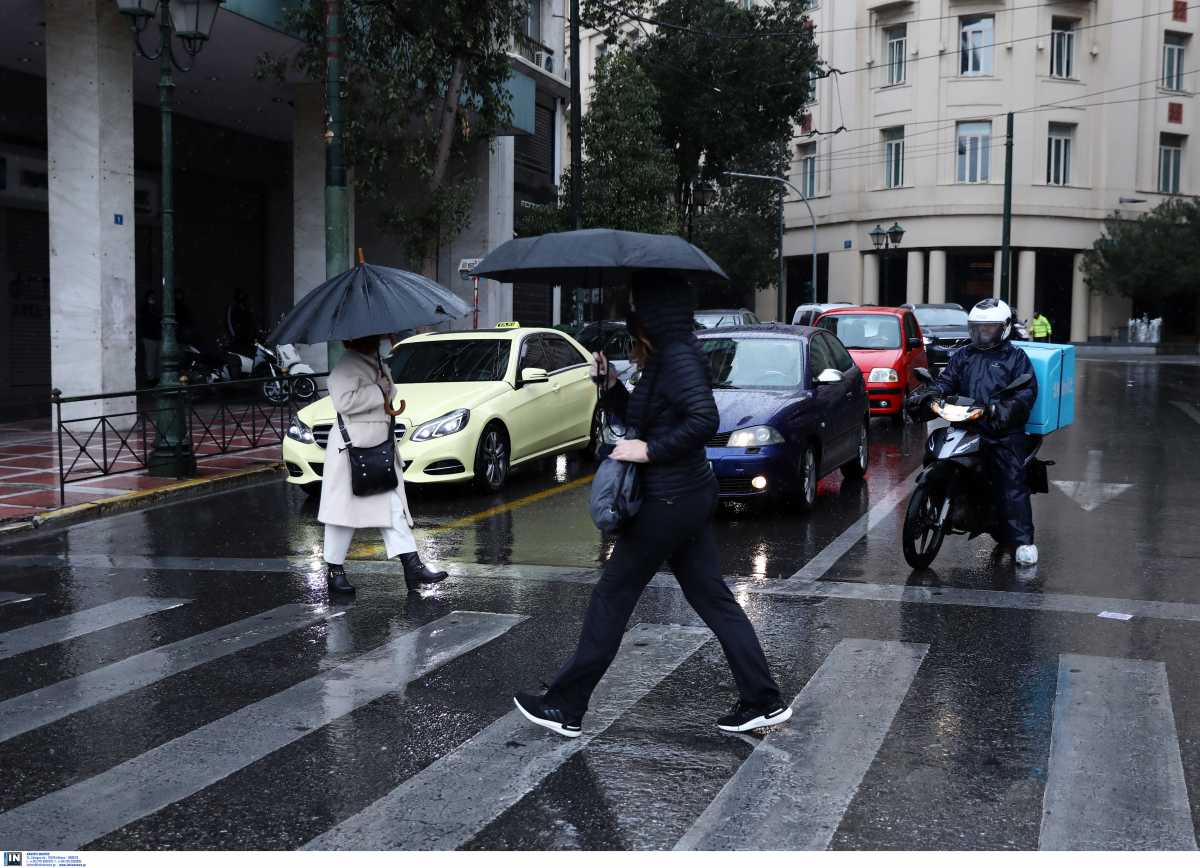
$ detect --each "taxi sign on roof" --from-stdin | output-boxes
[495,321,521,329]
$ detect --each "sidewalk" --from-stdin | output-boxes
[0,417,283,523]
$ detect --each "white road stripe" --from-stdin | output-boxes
[1172,400,1200,426]
[0,604,343,743]
[675,638,928,851]
[0,610,525,850]
[1040,654,1197,850]
[304,622,710,850]
[787,465,924,584]
[0,597,190,660]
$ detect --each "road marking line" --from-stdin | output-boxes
[675,638,929,851]
[304,622,709,851]
[786,465,924,586]
[1172,400,1200,427]
[0,591,36,607]
[0,610,525,850]
[1040,654,1197,850]
[0,597,190,661]
[347,473,595,559]
[0,604,343,743]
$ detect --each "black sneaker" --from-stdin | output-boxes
[717,700,793,733]
[513,690,582,739]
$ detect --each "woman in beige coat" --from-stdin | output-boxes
[319,334,448,594]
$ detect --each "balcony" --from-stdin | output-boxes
[514,32,556,77]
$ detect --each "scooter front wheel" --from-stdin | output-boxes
[291,376,317,402]
[903,482,948,569]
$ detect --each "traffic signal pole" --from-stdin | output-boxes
[1000,111,1014,305]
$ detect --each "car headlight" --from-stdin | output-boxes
[286,417,315,444]
[868,367,900,383]
[411,409,470,442]
[727,426,785,448]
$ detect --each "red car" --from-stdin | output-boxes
[814,306,928,420]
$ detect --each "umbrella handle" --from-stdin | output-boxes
[357,247,366,265]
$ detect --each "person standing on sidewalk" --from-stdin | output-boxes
[1030,311,1053,343]
[319,335,448,595]
[514,273,791,737]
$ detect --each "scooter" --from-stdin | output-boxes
[218,336,317,406]
[901,368,1052,569]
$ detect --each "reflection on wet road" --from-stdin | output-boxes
[2,359,1200,850]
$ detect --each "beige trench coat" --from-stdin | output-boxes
[317,349,414,529]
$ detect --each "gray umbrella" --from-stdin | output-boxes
[270,263,472,345]
[470,228,728,287]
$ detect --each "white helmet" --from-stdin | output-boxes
[967,298,1013,350]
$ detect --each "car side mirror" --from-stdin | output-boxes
[908,336,923,348]
[815,368,844,386]
[520,367,549,386]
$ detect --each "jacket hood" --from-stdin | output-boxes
[632,281,698,345]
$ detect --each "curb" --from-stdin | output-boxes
[0,463,286,538]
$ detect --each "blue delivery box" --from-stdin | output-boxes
[1012,341,1075,435]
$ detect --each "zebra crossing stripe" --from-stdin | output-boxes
[0,604,345,743]
[0,597,190,660]
[675,638,929,851]
[1039,654,1197,850]
[0,610,525,850]
[304,622,710,851]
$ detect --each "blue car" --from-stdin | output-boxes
[698,325,870,509]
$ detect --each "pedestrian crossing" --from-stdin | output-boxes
[0,592,1196,850]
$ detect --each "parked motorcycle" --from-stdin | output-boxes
[901,368,1052,569]
[197,335,316,406]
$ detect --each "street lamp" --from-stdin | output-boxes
[724,171,818,322]
[869,221,904,304]
[686,180,717,243]
[115,0,223,477]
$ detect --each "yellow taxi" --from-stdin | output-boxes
[283,324,598,493]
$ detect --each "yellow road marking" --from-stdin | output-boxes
[347,473,595,560]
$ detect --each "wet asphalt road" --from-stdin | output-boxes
[2,358,1200,850]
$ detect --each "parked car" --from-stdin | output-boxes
[555,320,636,380]
[695,308,761,329]
[697,324,869,509]
[283,325,597,495]
[792,302,854,326]
[900,303,969,371]
[814,306,928,421]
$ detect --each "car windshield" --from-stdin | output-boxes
[695,313,738,329]
[915,308,968,328]
[699,338,804,390]
[389,340,511,383]
[819,315,902,350]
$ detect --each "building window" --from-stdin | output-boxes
[960,15,994,76]
[798,143,817,198]
[956,121,991,183]
[883,127,905,188]
[1047,124,1074,186]
[1160,133,1185,193]
[1164,33,1188,91]
[1050,18,1076,79]
[885,25,907,85]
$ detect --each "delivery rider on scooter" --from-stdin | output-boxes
[907,299,1040,565]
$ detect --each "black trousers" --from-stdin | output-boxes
[547,479,782,717]
[985,438,1035,547]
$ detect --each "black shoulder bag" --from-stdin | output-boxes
[589,362,662,533]
[337,382,399,497]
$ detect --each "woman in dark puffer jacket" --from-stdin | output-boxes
[515,272,790,737]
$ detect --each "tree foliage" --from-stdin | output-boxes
[275,0,526,264]
[520,51,678,237]
[1083,198,1200,333]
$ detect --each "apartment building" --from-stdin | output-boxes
[784,0,1194,340]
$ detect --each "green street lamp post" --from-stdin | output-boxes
[115,0,222,476]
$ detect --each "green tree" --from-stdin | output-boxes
[520,51,678,237]
[273,0,526,266]
[1083,197,1200,336]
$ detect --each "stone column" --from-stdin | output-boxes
[292,83,327,370]
[828,249,863,305]
[905,250,925,306]
[1017,250,1037,321]
[862,253,880,305]
[46,0,135,420]
[993,249,1004,299]
[1070,252,1089,343]
[483,136,515,327]
[927,250,947,304]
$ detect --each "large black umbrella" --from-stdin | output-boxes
[470,228,728,287]
[270,263,471,345]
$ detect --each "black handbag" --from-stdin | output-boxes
[589,363,661,533]
[337,384,399,498]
